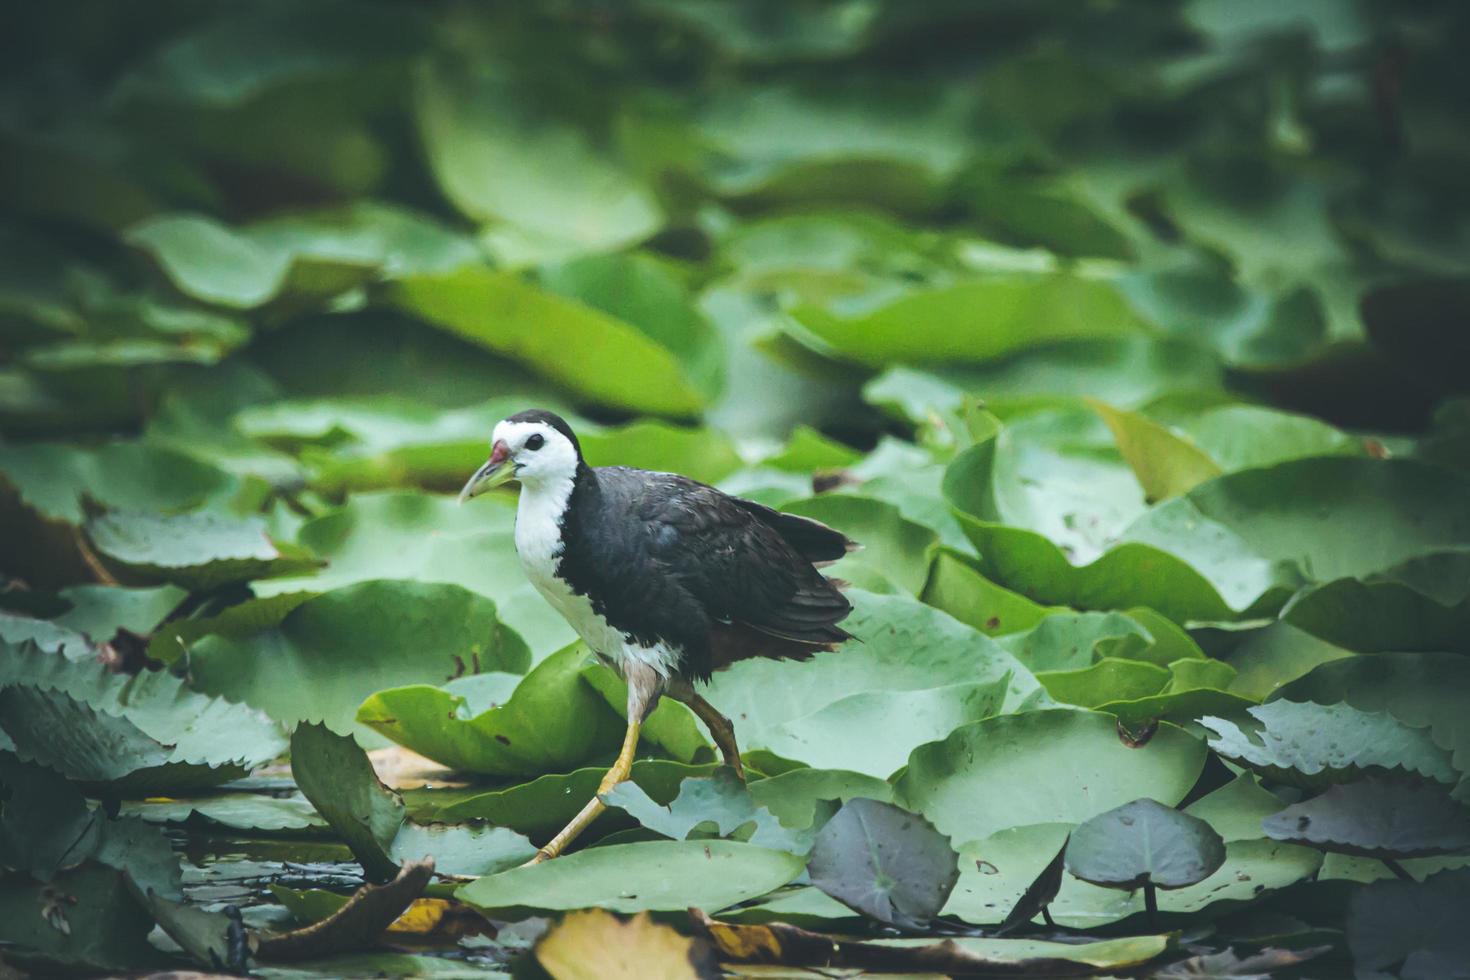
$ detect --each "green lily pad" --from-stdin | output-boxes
[779,494,938,595]
[0,440,235,525]
[807,797,959,929]
[895,709,1207,844]
[1037,659,1171,709]
[746,768,895,830]
[433,760,720,842]
[760,678,1009,778]
[456,839,804,916]
[0,643,285,790]
[416,64,662,259]
[123,792,325,832]
[603,768,812,854]
[1346,867,1470,976]
[291,723,536,882]
[1200,700,1459,788]
[790,274,1147,367]
[357,643,624,776]
[702,590,1037,761]
[52,584,185,642]
[1064,798,1226,890]
[1262,778,1470,860]
[86,510,321,589]
[1275,652,1470,800]
[1282,551,1470,653]
[254,490,574,658]
[388,264,710,417]
[921,549,1060,637]
[189,579,530,737]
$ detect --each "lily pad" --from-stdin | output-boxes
[291,723,537,882]
[0,642,285,789]
[1274,653,1470,800]
[86,509,322,589]
[0,440,235,526]
[1262,779,1470,859]
[1064,798,1226,890]
[603,768,810,853]
[456,839,805,916]
[702,590,1037,761]
[807,797,960,929]
[1200,700,1458,788]
[254,490,574,658]
[356,643,624,776]
[895,709,1207,844]
[416,64,662,258]
[388,264,711,417]
[790,274,1147,367]
[434,760,721,842]
[189,579,530,737]
[759,678,1009,778]
[779,494,938,595]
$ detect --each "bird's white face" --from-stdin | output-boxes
[491,419,579,491]
[458,418,579,503]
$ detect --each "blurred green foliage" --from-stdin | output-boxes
[2,1,1470,976]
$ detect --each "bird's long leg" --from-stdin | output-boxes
[525,663,658,865]
[670,685,744,783]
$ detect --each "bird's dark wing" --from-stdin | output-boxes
[582,468,853,679]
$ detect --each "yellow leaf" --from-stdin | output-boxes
[536,909,718,980]
[1087,399,1222,502]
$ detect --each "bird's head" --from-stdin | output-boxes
[458,409,582,502]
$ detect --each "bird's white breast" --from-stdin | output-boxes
[513,475,679,679]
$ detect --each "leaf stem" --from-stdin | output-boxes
[1143,880,1158,930]
[1383,858,1414,881]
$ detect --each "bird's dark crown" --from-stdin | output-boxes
[505,408,582,459]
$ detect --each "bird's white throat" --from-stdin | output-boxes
[512,468,682,680]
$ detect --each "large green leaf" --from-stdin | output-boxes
[125,205,478,309]
[702,590,1038,762]
[388,264,712,416]
[416,64,662,260]
[807,798,959,929]
[291,723,537,882]
[895,709,1207,844]
[790,274,1148,367]
[760,679,1009,779]
[0,440,235,525]
[779,494,938,595]
[255,491,573,658]
[1200,700,1458,788]
[1281,551,1470,653]
[188,580,529,737]
[1262,779,1470,860]
[0,643,285,790]
[456,839,804,916]
[86,510,321,589]
[1275,653,1470,800]
[1064,798,1226,890]
[432,760,720,842]
[356,644,624,776]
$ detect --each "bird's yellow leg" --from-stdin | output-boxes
[676,688,744,783]
[525,662,659,865]
[526,717,641,864]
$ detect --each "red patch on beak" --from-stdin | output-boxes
[489,439,510,466]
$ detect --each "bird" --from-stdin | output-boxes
[458,408,856,862]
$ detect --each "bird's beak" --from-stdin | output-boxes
[458,440,514,504]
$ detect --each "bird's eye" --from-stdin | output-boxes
[525,433,545,451]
